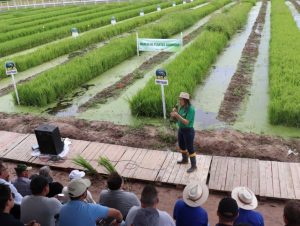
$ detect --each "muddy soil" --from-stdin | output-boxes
[218,0,267,123]
[78,26,204,112]
[0,112,300,162]
[3,161,286,226]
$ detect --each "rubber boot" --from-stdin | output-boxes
[187,156,197,173]
[177,153,188,164]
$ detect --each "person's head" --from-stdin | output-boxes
[67,178,91,201]
[69,170,85,181]
[141,185,159,208]
[284,200,300,226]
[39,166,53,182]
[15,164,32,178]
[0,162,9,181]
[47,182,63,198]
[132,207,159,226]
[107,172,123,190]
[30,175,49,196]
[231,186,257,210]
[182,182,209,207]
[0,184,14,213]
[178,92,191,107]
[217,197,239,225]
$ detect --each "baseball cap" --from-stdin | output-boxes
[218,197,239,219]
[67,178,91,198]
[132,208,159,226]
[15,164,32,172]
[69,170,85,180]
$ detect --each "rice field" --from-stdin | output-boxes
[0,0,300,137]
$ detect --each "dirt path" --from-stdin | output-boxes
[0,112,300,162]
[218,0,267,123]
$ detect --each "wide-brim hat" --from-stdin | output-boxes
[69,170,85,180]
[231,186,258,210]
[67,178,91,198]
[179,92,190,100]
[183,182,209,207]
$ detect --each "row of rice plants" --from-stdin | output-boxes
[0,0,202,77]
[0,1,159,42]
[269,0,300,127]
[0,0,178,56]
[0,2,131,33]
[14,0,231,106]
[130,1,255,117]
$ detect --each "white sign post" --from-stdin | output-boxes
[71,28,79,38]
[5,61,20,105]
[155,69,168,120]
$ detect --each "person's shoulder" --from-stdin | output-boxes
[189,105,195,112]
[175,199,185,207]
[100,189,109,195]
[128,205,140,214]
[158,209,173,219]
[47,197,62,206]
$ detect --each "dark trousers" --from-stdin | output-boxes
[178,127,195,155]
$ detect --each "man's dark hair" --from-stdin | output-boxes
[0,184,11,212]
[141,185,158,207]
[30,175,49,195]
[107,172,122,190]
[218,197,239,222]
[284,200,300,226]
[47,182,63,198]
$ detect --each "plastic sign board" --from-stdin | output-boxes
[155,69,168,86]
[71,28,79,38]
[155,79,168,86]
[140,10,144,16]
[183,0,187,4]
[157,5,161,11]
[5,61,17,75]
[111,16,117,25]
[137,38,182,53]
[172,2,176,6]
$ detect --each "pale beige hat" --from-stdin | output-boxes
[183,182,209,207]
[231,186,258,210]
[179,92,190,100]
[67,178,91,198]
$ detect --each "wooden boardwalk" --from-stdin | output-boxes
[0,130,300,200]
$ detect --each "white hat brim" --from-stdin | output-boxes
[182,182,209,207]
[231,187,258,210]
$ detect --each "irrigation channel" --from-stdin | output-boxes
[0,0,300,139]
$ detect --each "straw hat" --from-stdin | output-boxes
[231,186,258,210]
[183,182,209,207]
[179,92,190,100]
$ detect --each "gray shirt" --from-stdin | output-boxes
[13,177,31,197]
[99,189,140,218]
[21,195,62,226]
[125,206,175,226]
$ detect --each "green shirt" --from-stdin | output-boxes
[177,105,195,128]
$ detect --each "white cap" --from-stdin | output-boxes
[179,92,190,100]
[67,178,91,198]
[69,170,85,180]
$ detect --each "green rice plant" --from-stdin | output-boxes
[98,157,117,174]
[269,0,300,127]
[0,0,169,56]
[0,1,159,42]
[14,0,231,106]
[0,0,201,77]
[72,155,98,175]
[130,2,254,117]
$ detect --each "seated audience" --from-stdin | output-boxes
[232,187,264,226]
[283,200,300,226]
[132,207,159,226]
[0,162,23,219]
[48,182,63,198]
[39,166,53,183]
[173,182,209,226]
[99,172,140,219]
[126,184,175,226]
[59,178,123,226]
[12,164,32,197]
[216,197,239,226]
[61,170,95,203]
[0,184,40,226]
[21,176,62,226]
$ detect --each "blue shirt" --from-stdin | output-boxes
[173,199,208,226]
[235,209,264,226]
[59,200,109,226]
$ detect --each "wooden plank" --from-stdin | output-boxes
[278,162,288,199]
[248,159,259,195]
[126,148,148,179]
[259,161,267,197]
[120,147,141,178]
[161,152,179,183]
[209,156,221,190]
[232,158,242,188]
[115,147,138,175]
[62,139,90,168]
[284,162,296,199]
[0,131,29,157]
[80,142,107,161]
[225,157,235,191]
[4,134,37,163]
[196,155,212,184]
[240,158,249,187]
[289,163,300,199]
[167,153,183,184]
[155,151,174,182]
[217,157,229,191]
[271,161,281,198]
[265,161,274,198]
